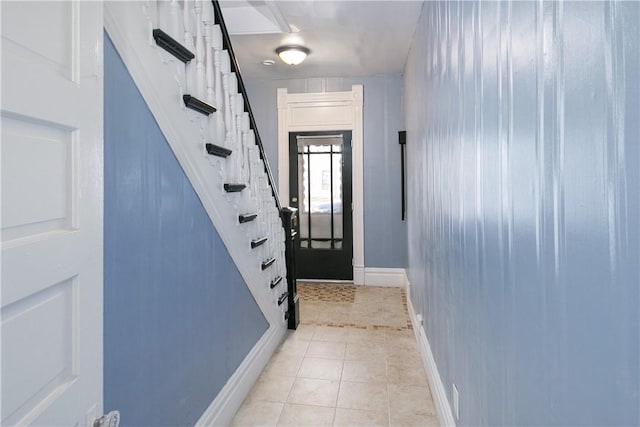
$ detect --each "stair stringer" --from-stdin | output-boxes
[104,2,286,329]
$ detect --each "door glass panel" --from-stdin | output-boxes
[297,135,344,250]
[298,150,308,247]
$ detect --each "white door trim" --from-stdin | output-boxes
[277,86,364,284]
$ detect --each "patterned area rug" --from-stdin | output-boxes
[296,282,412,331]
[297,283,357,303]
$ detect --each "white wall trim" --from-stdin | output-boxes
[195,325,286,426]
[353,266,365,285]
[277,86,365,284]
[362,268,407,287]
[407,286,456,427]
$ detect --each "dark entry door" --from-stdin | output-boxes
[289,131,353,280]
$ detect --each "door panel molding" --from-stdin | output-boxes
[277,86,364,284]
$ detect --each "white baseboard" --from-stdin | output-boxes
[363,267,407,287]
[407,293,456,427]
[353,265,365,285]
[300,268,406,288]
[195,325,286,426]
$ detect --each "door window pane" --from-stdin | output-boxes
[296,135,344,249]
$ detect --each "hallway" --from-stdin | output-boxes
[231,284,439,426]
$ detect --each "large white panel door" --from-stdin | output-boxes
[1,2,103,426]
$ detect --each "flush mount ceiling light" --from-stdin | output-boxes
[275,45,310,65]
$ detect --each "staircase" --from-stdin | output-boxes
[104,0,291,327]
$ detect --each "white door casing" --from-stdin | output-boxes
[1,2,103,426]
[277,85,364,285]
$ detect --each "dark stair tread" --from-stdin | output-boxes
[183,95,216,116]
[251,237,268,249]
[239,213,258,223]
[270,275,283,289]
[152,29,195,63]
[261,257,275,270]
[205,143,232,158]
[224,183,246,193]
[278,292,289,306]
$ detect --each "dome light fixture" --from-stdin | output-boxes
[275,45,310,65]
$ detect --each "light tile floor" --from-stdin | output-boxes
[231,284,440,427]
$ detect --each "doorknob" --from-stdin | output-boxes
[291,197,298,203]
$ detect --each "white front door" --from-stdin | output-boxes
[1,2,103,426]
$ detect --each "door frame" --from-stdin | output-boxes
[277,85,364,284]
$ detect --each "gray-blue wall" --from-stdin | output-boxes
[404,1,639,425]
[245,76,407,268]
[104,35,268,427]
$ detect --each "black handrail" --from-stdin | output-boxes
[211,0,281,211]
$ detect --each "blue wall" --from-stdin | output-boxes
[404,1,639,425]
[245,76,407,268]
[104,34,268,427]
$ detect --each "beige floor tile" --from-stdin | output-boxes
[370,318,393,327]
[313,326,350,342]
[288,378,340,407]
[377,287,402,298]
[349,312,375,327]
[287,325,316,341]
[311,301,338,312]
[345,341,386,362]
[262,354,304,378]
[235,284,438,427]
[231,400,283,427]
[385,330,415,340]
[336,381,388,412]
[388,384,436,417]
[348,328,386,343]
[380,312,410,327]
[327,309,352,324]
[386,347,422,367]
[387,353,425,371]
[306,340,347,359]
[387,364,428,386]
[277,403,335,426]
[325,302,352,312]
[314,311,339,323]
[245,375,295,403]
[275,338,310,356]
[341,359,387,383]
[389,412,440,427]
[298,357,344,381]
[352,297,383,307]
[333,408,389,426]
[352,297,383,308]
[385,333,418,351]
[384,303,406,314]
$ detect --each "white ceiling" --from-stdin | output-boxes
[219,0,424,80]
